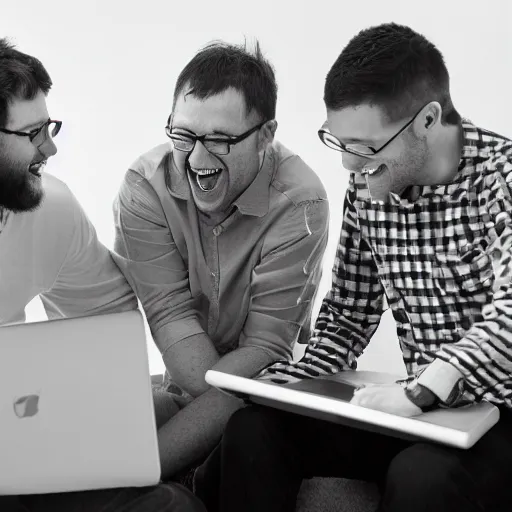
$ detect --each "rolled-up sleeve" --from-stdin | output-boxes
[112,169,204,352]
[239,199,329,360]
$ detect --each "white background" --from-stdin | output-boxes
[2,0,510,376]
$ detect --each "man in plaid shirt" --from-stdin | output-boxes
[195,23,512,512]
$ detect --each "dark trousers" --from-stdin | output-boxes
[0,483,206,512]
[195,405,512,512]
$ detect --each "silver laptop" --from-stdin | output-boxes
[206,369,500,449]
[0,310,161,495]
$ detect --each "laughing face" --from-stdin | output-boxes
[0,90,57,212]
[171,87,272,218]
[326,104,429,201]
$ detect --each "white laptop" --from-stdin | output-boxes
[206,369,500,449]
[0,310,161,495]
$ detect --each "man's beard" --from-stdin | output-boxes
[0,158,44,213]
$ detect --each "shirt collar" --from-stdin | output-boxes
[459,118,492,160]
[0,207,9,230]
[232,147,274,217]
[358,118,484,207]
[163,152,190,201]
[164,144,275,218]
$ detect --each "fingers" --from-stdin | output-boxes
[351,384,389,407]
[351,386,374,407]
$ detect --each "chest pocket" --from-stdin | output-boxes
[433,244,494,296]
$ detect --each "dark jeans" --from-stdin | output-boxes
[195,405,512,512]
[0,483,206,512]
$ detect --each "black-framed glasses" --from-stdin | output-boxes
[318,106,425,157]
[165,117,267,156]
[0,118,62,145]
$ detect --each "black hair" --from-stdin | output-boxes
[325,23,460,125]
[173,39,277,122]
[0,38,52,127]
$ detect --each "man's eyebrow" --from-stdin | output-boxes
[211,129,234,137]
[172,126,235,138]
[170,126,195,135]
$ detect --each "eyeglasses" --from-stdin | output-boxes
[318,106,425,157]
[165,117,267,156]
[0,118,62,146]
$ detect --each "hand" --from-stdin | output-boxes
[350,383,422,417]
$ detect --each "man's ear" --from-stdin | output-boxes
[414,101,442,136]
[258,119,278,150]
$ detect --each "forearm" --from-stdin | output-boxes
[418,291,512,406]
[158,329,219,398]
[158,346,274,479]
[210,344,275,375]
[257,298,383,384]
[158,387,242,479]
[424,318,512,406]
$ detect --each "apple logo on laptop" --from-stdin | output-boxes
[13,394,40,418]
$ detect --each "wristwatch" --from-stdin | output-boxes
[404,381,439,412]
[443,378,465,407]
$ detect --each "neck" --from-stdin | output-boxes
[426,122,463,186]
[391,123,463,202]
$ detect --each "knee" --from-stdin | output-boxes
[158,483,207,512]
[223,406,264,448]
[223,405,283,457]
[385,443,465,497]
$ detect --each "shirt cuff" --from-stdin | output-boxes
[417,359,464,402]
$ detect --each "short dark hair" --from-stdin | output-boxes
[172,40,277,122]
[324,23,460,125]
[0,38,52,128]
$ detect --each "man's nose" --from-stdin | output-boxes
[188,140,214,169]
[38,136,57,159]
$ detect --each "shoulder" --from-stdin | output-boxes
[460,123,511,189]
[12,174,94,273]
[37,173,83,234]
[469,124,512,184]
[464,123,511,159]
[127,143,172,182]
[268,140,327,207]
[473,124,510,147]
[261,142,329,251]
[118,143,173,206]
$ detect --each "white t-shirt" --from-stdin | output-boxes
[0,173,137,326]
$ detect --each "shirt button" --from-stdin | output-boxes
[373,253,383,266]
[213,227,222,236]
[394,309,409,324]
[460,317,472,330]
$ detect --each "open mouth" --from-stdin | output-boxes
[189,164,223,192]
[361,164,387,179]
[28,161,46,178]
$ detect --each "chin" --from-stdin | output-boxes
[193,197,229,216]
[188,174,231,216]
[4,187,44,213]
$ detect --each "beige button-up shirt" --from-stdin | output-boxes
[0,173,137,326]
[113,140,329,366]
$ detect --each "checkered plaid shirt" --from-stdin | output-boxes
[258,121,512,409]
